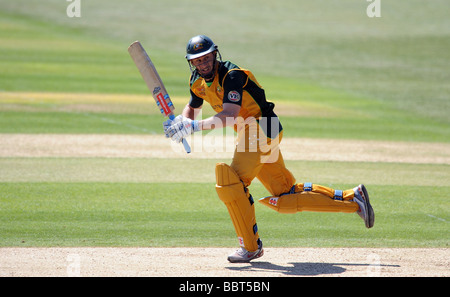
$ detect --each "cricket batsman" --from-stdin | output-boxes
[164,35,375,263]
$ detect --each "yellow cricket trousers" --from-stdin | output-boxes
[230,119,358,213]
[217,118,358,252]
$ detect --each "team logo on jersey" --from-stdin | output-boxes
[196,87,206,96]
[228,91,241,102]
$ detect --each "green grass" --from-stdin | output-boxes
[1,158,448,247]
[0,1,449,248]
[0,182,448,247]
[0,111,161,134]
[1,1,449,122]
[1,158,449,186]
[1,110,448,142]
[0,2,449,141]
[0,8,448,141]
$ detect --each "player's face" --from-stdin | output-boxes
[190,52,216,80]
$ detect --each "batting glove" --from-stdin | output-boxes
[163,115,183,134]
[164,116,200,143]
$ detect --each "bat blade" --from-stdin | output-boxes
[128,41,191,153]
[128,41,174,117]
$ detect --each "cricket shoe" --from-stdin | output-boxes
[353,184,375,228]
[227,241,264,263]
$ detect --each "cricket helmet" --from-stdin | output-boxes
[185,35,218,61]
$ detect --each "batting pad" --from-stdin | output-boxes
[215,163,260,252]
[259,183,358,214]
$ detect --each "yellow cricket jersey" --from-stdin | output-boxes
[189,61,282,138]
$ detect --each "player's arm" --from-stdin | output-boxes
[182,90,203,120]
[165,70,244,142]
[198,103,240,130]
[173,103,238,133]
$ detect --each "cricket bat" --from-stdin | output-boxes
[128,40,191,153]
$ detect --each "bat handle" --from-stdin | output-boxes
[182,138,191,154]
[169,114,191,154]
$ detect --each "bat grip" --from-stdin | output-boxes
[182,138,191,154]
[169,114,191,154]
